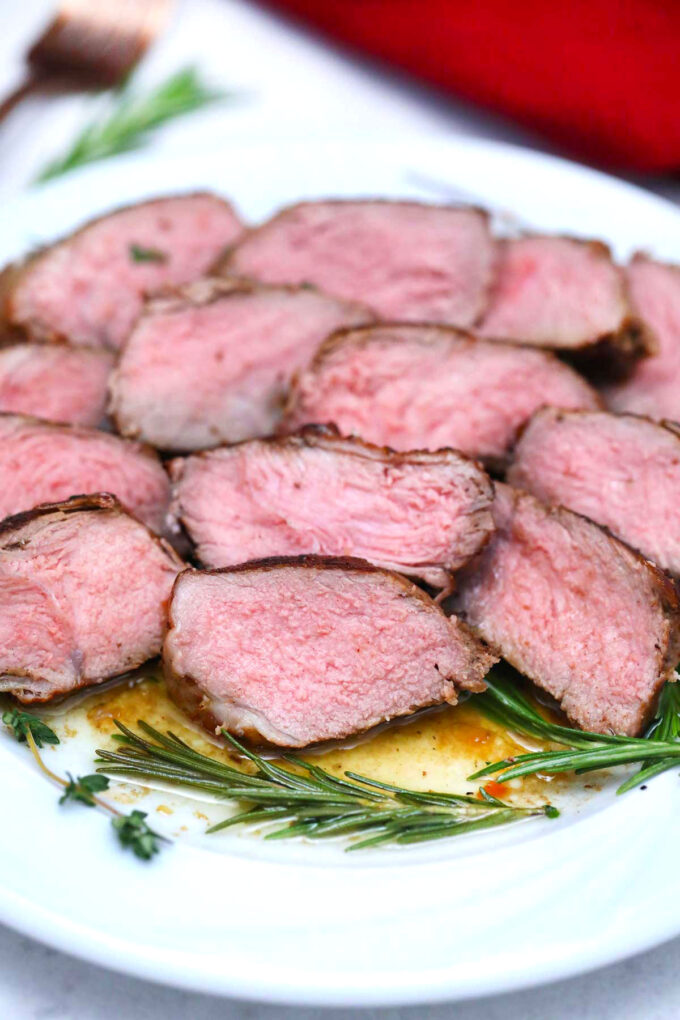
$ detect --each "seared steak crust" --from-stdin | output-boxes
[454,484,680,736]
[282,323,600,467]
[164,555,496,747]
[0,194,243,350]
[508,407,680,577]
[109,277,371,452]
[604,254,680,418]
[477,235,655,377]
[168,425,494,588]
[0,413,170,533]
[219,199,496,326]
[0,341,113,426]
[0,494,183,703]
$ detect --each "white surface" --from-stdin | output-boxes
[2,0,680,1016]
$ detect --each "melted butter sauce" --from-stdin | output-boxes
[35,668,567,813]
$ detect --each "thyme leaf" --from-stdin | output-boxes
[11,726,166,863]
[59,772,110,807]
[111,810,163,860]
[2,708,59,748]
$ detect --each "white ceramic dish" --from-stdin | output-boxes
[1,136,680,1007]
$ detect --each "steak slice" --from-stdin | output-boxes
[168,426,494,588]
[0,414,170,533]
[219,200,495,325]
[453,484,680,736]
[0,494,183,703]
[0,342,113,426]
[508,408,680,576]
[477,236,653,373]
[0,194,243,350]
[110,278,370,452]
[604,255,680,419]
[282,324,600,467]
[164,557,496,747]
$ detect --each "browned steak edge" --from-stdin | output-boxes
[212,198,491,276]
[0,410,165,469]
[0,193,242,346]
[164,556,493,743]
[0,492,184,569]
[169,428,494,581]
[462,486,680,734]
[140,276,375,321]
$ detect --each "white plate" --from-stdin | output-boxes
[1,136,680,1008]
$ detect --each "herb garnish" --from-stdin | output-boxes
[129,244,168,264]
[35,67,227,183]
[470,668,680,793]
[13,668,680,855]
[96,721,556,850]
[112,810,162,861]
[60,772,110,807]
[2,709,59,748]
[2,714,166,861]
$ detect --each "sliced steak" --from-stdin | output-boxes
[508,408,680,577]
[1,194,243,350]
[0,414,170,533]
[220,200,495,325]
[604,255,680,419]
[164,557,496,747]
[0,342,112,426]
[0,494,183,703]
[477,236,652,373]
[282,324,600,467]
[453,484,680,736]
[110,278,370,452]
[168,426,494,587]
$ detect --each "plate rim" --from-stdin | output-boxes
[1,133,680,1006]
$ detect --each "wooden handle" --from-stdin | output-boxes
[0,76,44,126]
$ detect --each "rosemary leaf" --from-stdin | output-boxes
[469,668,680,794]
[35,67,228,184]
[95,722,556,851]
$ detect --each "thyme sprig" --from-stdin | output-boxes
[95,721,557,850]
[2,712,165,860]
[35,67,228,183]
[470,670,680,793]
[59,772,111,807]
[2,708,60,748]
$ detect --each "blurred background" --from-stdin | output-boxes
[1,0,679,201]
[1,1,679,1019]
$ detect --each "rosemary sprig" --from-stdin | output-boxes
[618,683,680,793]
[95,721,557,850]
[470,669,680,793]
[35,67,227,184]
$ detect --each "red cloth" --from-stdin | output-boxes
[264,0,680,172]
